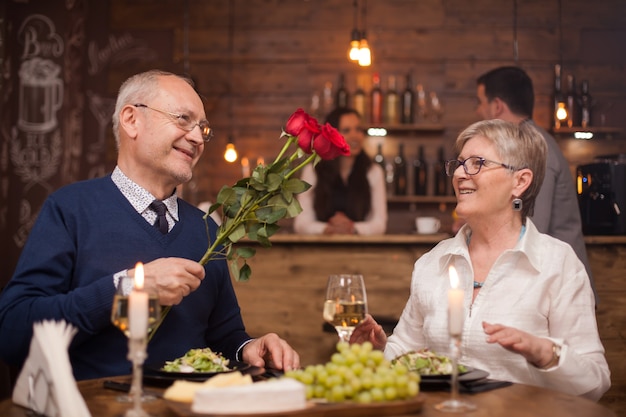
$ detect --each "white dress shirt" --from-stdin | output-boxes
[385,219,610,401]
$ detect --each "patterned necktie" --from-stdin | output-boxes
[150,200,168,234]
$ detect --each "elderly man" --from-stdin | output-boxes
[0,70,299,380]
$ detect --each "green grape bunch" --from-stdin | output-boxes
[284,341,420,403]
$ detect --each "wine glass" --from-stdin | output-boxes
[111,274,161,404]
[323,274,368,343]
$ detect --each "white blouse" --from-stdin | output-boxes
[385,220,610,401]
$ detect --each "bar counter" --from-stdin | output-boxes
[232,233,626,414]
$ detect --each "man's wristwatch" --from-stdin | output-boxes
[541,343,562,369]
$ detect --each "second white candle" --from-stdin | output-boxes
[448,265,464,336]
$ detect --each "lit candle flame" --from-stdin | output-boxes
[134,262,144,290]
[449,265,459,289]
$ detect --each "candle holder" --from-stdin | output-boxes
[434,334,476,413]
[125,336,152,417]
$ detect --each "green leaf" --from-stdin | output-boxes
[236,247,256,259]
[285,197,304,218]
[227,223,246,243]
[240,190,255,207]
[208,202,222,214]
[268,194,289,210]
[266,173,283,192]
[266,207,287,224]
[237,263,252,282]
[215,185,236,205]
[229,258,240,279]
[284,178,311,194]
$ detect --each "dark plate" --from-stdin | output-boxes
[143,361,254,387]
[418,366,487,380]
[418,367,490,392]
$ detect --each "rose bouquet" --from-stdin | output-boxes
[151,109,350,338]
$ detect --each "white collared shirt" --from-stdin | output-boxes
[385,219,610,401]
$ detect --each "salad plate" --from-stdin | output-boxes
[143,361,254,387]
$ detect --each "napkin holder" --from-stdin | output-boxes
[12,320,91,417]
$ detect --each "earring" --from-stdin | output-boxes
[512,198,523,211]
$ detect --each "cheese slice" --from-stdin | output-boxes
[192,378,306,414]
[164,371,253,403]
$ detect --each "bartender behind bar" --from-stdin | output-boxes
[294,108,387,235]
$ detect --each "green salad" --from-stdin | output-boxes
[392,349,467,375]
[161,348,231,373]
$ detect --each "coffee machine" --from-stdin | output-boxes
[577,155,626,235]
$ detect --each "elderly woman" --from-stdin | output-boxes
[351,119,610,401]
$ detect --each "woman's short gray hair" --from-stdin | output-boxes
[454,119,547,221]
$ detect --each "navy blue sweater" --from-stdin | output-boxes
[0,176,250,380]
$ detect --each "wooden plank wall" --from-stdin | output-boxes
[107,0,626,207]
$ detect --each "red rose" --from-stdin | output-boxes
[284,108,308,136]
[313,123,351,160]
[296,118,322,154]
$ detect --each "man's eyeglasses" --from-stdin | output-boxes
[445,156,517,177]
[134,103,214,142]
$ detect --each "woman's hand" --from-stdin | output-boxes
[324,212,355,234]
[350,314,387,350]
[482,321,557,368]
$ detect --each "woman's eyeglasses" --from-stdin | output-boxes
[134,103,214,142]
[445,156,517,177]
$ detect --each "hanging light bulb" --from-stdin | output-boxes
[224,136,238,163]
[555,102,568,123]
[358,34,371,67]
[348,0,360,62]
[358,0,372,67]
[348,29,361,61]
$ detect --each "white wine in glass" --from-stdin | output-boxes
[111,293,160,338]
[323,274,368,343]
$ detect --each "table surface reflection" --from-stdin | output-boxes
[0,376,617,417]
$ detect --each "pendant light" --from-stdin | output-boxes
[348,0,360,61]
[358,0,371,67]
[346,0,372,67]
[224,0,238,163]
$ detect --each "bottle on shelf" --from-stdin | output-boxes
[429,92,443,123]
[565,74,580,127]
[335,73,349,109]
[353,76,367,120]
[552,64,566,129]
[416,84,427,121]
[401,73,414,124]
[580,80,592,128]
[384,75,400,125]
[434,146,448,196]
[413,145,428,196]
[393,143,408,196]
[370,72,383,124]
[374,143,386,173]
[322,81,334,115]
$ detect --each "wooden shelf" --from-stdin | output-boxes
[387,195,456,204]
[552,126,623,139]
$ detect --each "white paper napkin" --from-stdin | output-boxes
[12,320,91,417]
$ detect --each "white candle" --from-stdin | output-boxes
[448,265,464,336]
[241,157,251,177]
[129,262,149,339]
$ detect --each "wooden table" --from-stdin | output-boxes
[0,376,617,417]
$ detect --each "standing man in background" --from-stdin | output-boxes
[475,66,597,303]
